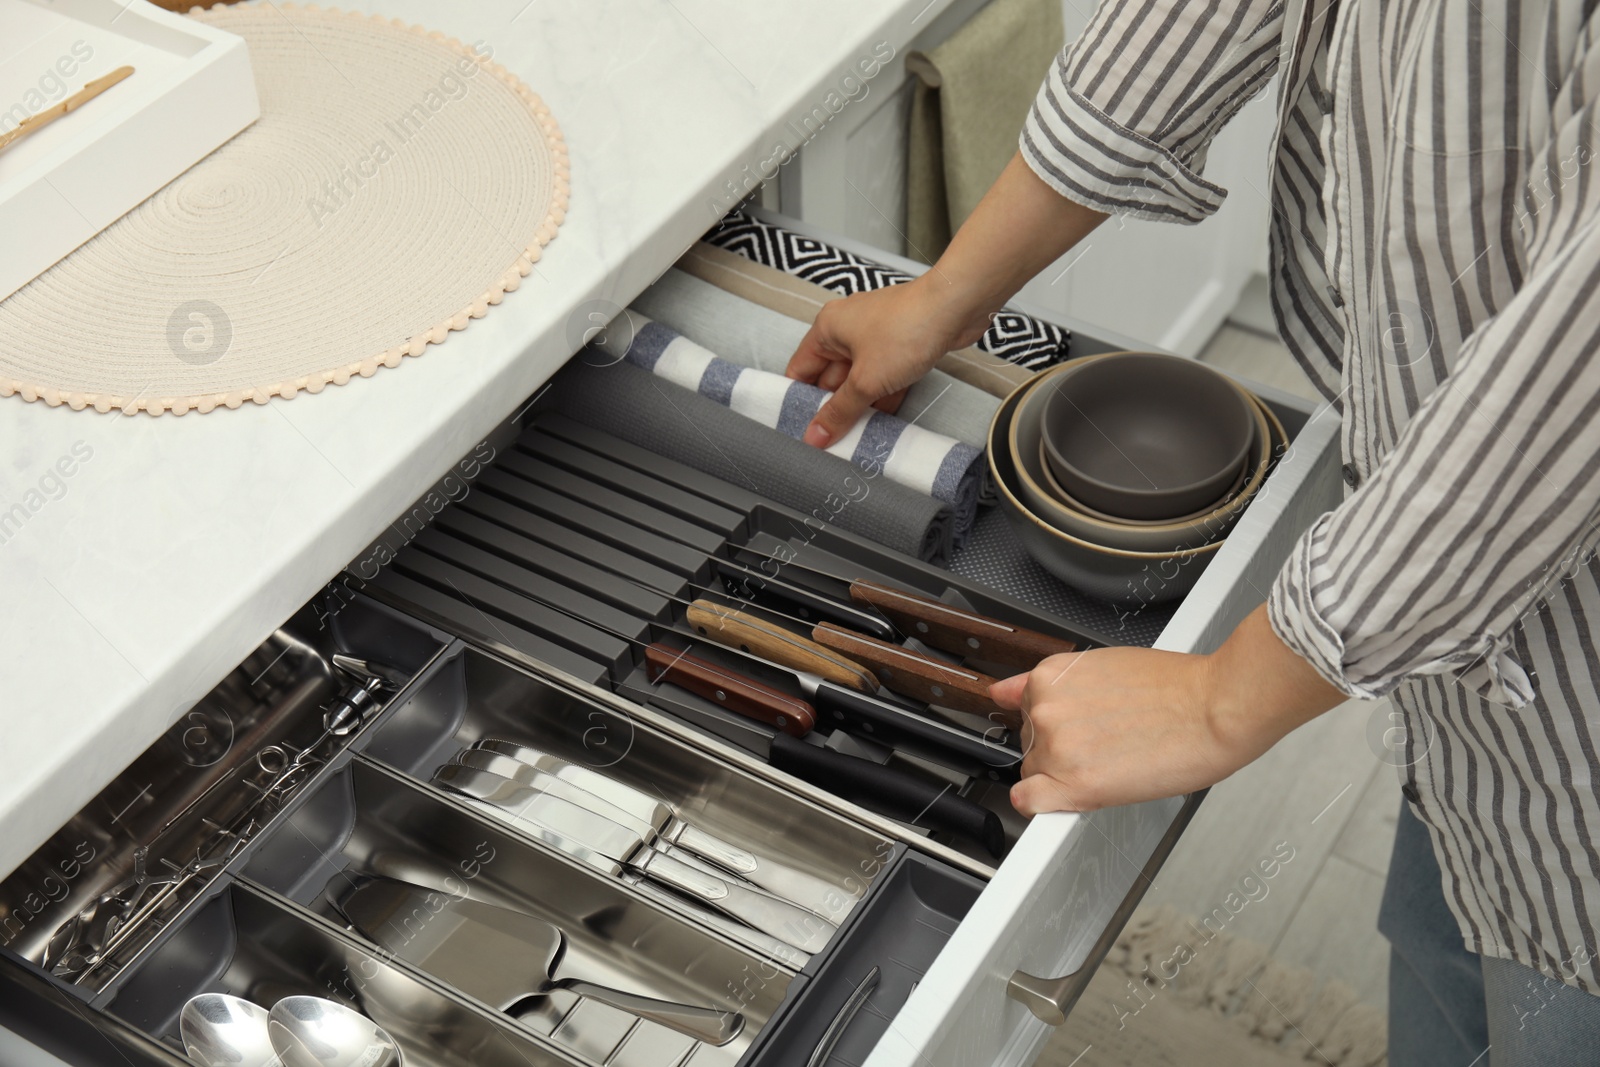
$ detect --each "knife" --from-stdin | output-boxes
[727,548,1083,670]
[767,734,1006,858]
[811,624,1020,731]
[709,558,897,641]
[635,646,1008,857]
[449,743,851,909]
[644,642,1019,773]
[432,766,835,953]
[847,580,1078,670]
[683,600,877,692]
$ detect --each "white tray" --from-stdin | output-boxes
[0,0,259,302]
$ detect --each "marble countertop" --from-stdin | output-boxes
[0,0,958,879]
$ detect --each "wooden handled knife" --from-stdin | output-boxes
[848,580,1077,671]
[811,623,1021,731]
[684,600,878,692]
[644,643,817,738]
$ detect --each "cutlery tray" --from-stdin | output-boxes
[0,592,986,1067]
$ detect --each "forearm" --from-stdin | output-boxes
[914,152,1107,343]
[1203,605,1348,760]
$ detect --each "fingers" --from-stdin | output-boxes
[871,386,910,416]
[784,324,836,385]
[1010,773,1088,817]
[803,378,872,448]
[816,360,851,394]
[989,673,1028,710]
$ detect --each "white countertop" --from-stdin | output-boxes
[0,0,957,879]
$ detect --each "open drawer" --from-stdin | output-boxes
[0,212,1340,1067]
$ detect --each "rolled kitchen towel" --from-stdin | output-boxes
[620,315,985,547]
[556,358,954,563]
[704,209,1071,370]
[630,268,1003,452]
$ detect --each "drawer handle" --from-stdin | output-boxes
[1006,967,1083,1026]
[1007,792,1207,1026]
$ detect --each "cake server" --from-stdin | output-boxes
[331,876,742,1046]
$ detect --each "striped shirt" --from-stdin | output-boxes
[1021,0,1600,991]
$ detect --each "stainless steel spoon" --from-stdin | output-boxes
[179,993,280,1067]
[268,996,403,1067]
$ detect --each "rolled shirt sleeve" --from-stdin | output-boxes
[1020,0,1286,223]
[1270,128,1600,706]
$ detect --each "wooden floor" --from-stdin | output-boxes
[1035,318,1396,1065]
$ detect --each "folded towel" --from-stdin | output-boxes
[704,209,1072,370]
[905,0,1064,260]
[623,315,985,547]
[556,359,954,562]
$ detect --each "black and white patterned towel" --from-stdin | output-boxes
[704,210,1072,370]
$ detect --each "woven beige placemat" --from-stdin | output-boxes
[0,3,568,415]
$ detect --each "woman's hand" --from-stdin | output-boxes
[785,152,1111,448]
[992,605,1349,815]
[785,278,987,447]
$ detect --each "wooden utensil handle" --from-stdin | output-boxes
[848,580,1077,670]
[811,624,1020,731]
[684,600,877,692]
[645,643,816,738]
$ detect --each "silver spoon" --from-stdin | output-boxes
[179,993,281,1067]
[268,997,403,1067]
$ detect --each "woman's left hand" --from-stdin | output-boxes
[991,605,1350,816]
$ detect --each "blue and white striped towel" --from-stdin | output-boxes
[623,317,986,547]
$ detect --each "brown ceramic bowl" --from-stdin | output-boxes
[1039,352,1255,520]
[988,371,1225,604]
[1011,361,1271,553]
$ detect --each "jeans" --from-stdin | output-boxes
[1380,799,1600,1066]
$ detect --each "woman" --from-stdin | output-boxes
[785,2,1600,1062]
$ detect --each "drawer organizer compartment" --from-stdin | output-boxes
[356,644,891,946]
[0,593,447,996]
[236,757,791,1065]
[104,882,587,1067]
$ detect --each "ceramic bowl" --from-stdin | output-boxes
[987,373,1224,605]
[1039,352,1255,520]
[1037,441,1247,525]
[1010,361,1272,552]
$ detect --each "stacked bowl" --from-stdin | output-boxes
[990,352,1284,605]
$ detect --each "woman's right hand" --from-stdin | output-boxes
[785,277,989,447]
